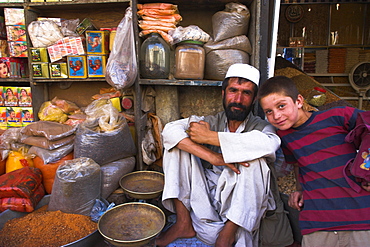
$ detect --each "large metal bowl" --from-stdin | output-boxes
[98,202,166,247]
[119,171,164,200]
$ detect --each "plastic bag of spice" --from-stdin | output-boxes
[48,157,101,216]
[100,157,136,199]
[204,49,250,80]
[203,35,252,55]
[74,99,136,165]
[20,134,75,150]
[212,2,250,42]
[21,121,77,141]
[28,142,74,164]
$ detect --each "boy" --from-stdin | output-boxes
[257,75,370,247]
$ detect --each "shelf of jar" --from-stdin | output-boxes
[307,73,348,77]
[139,79,222,86]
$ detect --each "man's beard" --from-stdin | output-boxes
[223,101,251,121]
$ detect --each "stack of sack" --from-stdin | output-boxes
[18,121,76,194]
[137,2,182,44]
[74,99,137,199]
[0,166,45,212]
[204,2,252,80]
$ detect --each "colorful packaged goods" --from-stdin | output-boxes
[6,106,21,128]
[21,107,34,126]
[32,62,49,78]
[137,2,182,44]
[49,62,68,78]
[0,107,6,130]
[86,30,109,54]
[76,18,97,35]
[6,25,26,41]
[18,87,32,107]
[8,41,28,57]
[67,55,87,78]
[87,55,106,78]
[4,8,25,26]
[0,57,28,78]
[30,47,49,62]
[3,86,18,106]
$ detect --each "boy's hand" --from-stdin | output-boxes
[288,191,304,211]
[361,181,370,192]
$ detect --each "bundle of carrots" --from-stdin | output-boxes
[137,3,182,44]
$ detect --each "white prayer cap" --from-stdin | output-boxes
[225,63,260,86]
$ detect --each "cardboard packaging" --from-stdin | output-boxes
[17,87,32,107]
[6,106,21,128]
[30,47,49,62]
[76,18,97,35]
[21,107,34,126]
[67,55,87,78]
[87,55,106,78]
[3,86,18,107]
[0,107,6,130]
[0,57,27,78]
[4,8,25,26]
[86,30,109,54]
[32,62,50,79]
[49,63,68,78]
[8,41,28,57]
[6,25,26,41]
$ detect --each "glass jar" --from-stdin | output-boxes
[140,33,170,79]
[307,87,327,107]
[174,40,205,80]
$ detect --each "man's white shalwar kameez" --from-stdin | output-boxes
[161,112,281,246]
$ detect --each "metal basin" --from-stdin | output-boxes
[119,171,164,200]
[0,195,102,247]
[98,202,166,247]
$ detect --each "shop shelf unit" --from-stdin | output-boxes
[132,0,272,169]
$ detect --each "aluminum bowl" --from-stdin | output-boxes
[98,202,166,247]
[119,171,164,200]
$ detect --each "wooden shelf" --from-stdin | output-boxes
[139,79,222,86]
[307,73,348,77]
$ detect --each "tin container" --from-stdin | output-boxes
[87,55,106,78]
[86,30,109,55]
[67,55,87,79]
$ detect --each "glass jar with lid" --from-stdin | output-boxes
[174,40,205,80]
[307,86,327,107]
[140,33,170,79]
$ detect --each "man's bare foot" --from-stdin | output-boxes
[215,221,238,247]
[155,221,196,247]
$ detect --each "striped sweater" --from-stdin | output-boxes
[278,106,370,235]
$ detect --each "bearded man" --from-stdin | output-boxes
[156,64,293,247]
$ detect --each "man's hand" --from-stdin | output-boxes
[209,152,250,174]
[188,121,220,146]
[288,191,304,211]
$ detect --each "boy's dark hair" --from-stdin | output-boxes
[257,76,299,102]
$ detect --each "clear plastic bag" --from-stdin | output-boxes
[105,7,137,90]
[48,157,101,216]
[168,25,210,45]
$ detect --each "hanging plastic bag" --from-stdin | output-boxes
[105,7,137,90]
